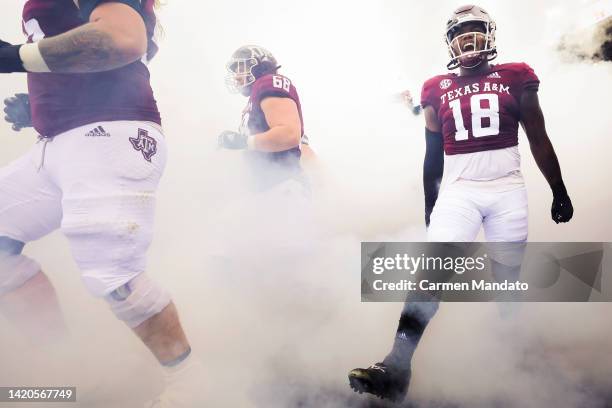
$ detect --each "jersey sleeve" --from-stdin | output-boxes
[77,0,143,21]
[251,74,299,106]
[420,77,440,110]
[519,63,540,92]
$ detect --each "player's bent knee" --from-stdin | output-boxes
[62,217,155,298]
[0,236,41,297]
[104,273,171,329]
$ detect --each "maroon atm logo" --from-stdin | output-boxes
[130,128,157,162]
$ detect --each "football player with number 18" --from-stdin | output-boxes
[349,4,574,402]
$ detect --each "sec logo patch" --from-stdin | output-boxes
[440,79,453,90]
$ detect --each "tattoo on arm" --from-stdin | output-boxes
[38,24,134,73]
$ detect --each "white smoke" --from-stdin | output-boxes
[1,0,611,407]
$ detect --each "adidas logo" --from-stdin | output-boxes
[396,332,410,341]
[85,126,111,137]
[487,72,502,78]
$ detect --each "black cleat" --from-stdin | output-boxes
[348,362,410,403]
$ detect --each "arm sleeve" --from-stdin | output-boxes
[423,128,444,226]
[77,0,143,21]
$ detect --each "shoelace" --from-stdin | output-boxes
[368,363,387,373]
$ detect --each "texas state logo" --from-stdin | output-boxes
[439,79,453,90]
[130,128,158,162]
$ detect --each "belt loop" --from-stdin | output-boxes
[36,135,51,172]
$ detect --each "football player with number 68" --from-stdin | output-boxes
[349,4,574,402]
[219,45,307,193]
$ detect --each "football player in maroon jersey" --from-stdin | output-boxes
[0,1,203,406]
[349,5,573,402]
[219,45,308,192]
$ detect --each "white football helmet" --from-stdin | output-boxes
[225,45,279,94]
[445,5,497,70]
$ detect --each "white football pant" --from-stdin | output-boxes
[0,121,166,298]
[428,177,528,243]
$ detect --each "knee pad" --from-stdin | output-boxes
[104,273,171,328]
[0,237,25,255]
[0,237,41,297]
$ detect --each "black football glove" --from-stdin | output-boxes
[218,130,249,150]
[4,93,32,131]
[551,185,573,224]
[0,40,26,74]
[551,194,573,224]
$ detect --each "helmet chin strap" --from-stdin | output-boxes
[460,59,484,69]
[458,53,487,69]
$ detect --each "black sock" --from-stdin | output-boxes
[383,301,439,371]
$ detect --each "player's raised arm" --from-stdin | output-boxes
[520,89,574,223]
[0,1,147,74]
[423,106,444,227]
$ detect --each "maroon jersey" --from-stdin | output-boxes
[240,73,304,165]
[421,63,539,155]
[238,73,305,190]
[22,0,161,137]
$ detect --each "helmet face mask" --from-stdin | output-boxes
[448,29,493,69]
[445,5,497,70]
[225,57,258,94]
[225,45,279,96]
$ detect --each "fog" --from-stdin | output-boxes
[0,0,611,407]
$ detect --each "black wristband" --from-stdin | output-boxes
[0,45,26,73]
[552,182,568,198]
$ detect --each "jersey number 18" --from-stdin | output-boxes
[449,93,500,141]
